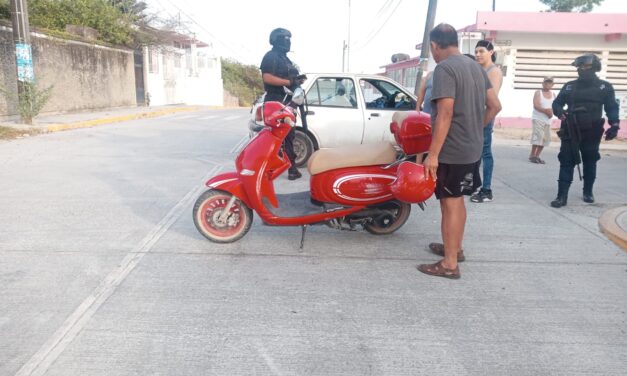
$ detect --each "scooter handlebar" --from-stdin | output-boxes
[284,117,295,127]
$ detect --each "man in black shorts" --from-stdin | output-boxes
[417,24,501,279]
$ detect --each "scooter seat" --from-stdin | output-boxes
[307,141,397,175]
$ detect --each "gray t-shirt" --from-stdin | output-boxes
[430,54,492,164]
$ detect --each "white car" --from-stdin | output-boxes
[249,73,417,166]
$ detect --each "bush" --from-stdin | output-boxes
[0,0,9,20]
[221,58,263,107]
[28,0,135,46]
[1,81,54,125]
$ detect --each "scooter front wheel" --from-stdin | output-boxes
[363,201,411,235]
[193,189,253,243]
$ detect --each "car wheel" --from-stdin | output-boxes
[293,130,315,167]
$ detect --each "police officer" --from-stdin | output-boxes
[550,54,620,208]
[260,27,304,180]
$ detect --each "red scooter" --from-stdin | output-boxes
[193,91,435,246]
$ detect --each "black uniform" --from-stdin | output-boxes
[551,73,619,205]
[260,47,300,175]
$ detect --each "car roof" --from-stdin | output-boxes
[305,73,386,78]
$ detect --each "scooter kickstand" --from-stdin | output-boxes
[299,225,307,251]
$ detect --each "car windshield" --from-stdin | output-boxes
[362,79,398,97]
[306,78,357,108]
[360,78,414,110]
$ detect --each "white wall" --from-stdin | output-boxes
[145,45,223,107]
[493,31,627,118]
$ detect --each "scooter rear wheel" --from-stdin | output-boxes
[193,189,253,243]
[363,201,411,235]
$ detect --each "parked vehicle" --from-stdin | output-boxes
[249,73,418,167]
[194,94,434,247]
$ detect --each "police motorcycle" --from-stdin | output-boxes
[193,85,436,247]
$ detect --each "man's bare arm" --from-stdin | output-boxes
[262,73,290,87]
[488,68,503,95]
[484,87,502,126]
[416,77,427,111]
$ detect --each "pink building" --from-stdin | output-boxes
[382,11,627,137]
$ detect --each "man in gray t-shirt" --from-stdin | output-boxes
[430,55,491,164]
[417,23,501,280]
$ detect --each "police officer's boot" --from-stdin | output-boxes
[583,180,595,203]
[288,166,302,181]
[550,181,570,208]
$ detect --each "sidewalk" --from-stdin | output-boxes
[0,104,211,134]
[493,128,627,250]
[493,127,627,151]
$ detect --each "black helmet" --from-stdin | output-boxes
[571,54,601,72]
[269,28,291,46]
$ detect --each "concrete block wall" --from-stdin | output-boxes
[0,26,136,117]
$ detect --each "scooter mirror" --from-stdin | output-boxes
[291,87,305,106]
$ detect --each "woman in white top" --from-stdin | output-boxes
[529,76,556,164]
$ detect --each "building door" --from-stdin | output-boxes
[134,50,146,106]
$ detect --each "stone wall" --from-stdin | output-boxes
[0,26,136,117]
[223,90,240,108]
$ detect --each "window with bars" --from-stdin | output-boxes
[513,49,602,90]
[148,48,159,74]
[606,51,627,92]
[403,66,418,88]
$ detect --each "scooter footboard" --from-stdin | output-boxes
[205,172,252,208]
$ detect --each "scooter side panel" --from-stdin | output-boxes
[310,165,399,206]
[236,129,288,208]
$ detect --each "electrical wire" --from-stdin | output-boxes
[151,0,255,63]
[351,0,403,51]
[350,0,397,47]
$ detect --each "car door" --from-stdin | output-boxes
[359,78,416,144]
[304,76,364,148]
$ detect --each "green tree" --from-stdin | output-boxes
[0,0,9,20]
[108,0,148,24]
[221,58,263,107]
[27,0,136,45]
[539,0,604,12]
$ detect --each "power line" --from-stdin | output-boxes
[373,0,396,20]
[351,0,403,51]
[151,0,255,63]
[351,0,397,47]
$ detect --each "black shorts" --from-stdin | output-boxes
[434,161,481,199]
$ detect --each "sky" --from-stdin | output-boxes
[145,0,627,74]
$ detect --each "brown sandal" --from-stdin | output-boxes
[428,242,465,262]
[417,260,460,279]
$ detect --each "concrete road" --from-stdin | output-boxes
[1,108,626,376]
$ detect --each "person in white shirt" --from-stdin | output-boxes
[529,76,556,164]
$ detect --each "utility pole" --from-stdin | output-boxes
[342,40,347,72]
[9,0,35,123]
[492,0,496,11]
[414,0,437,96]
[346,0,351,72]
